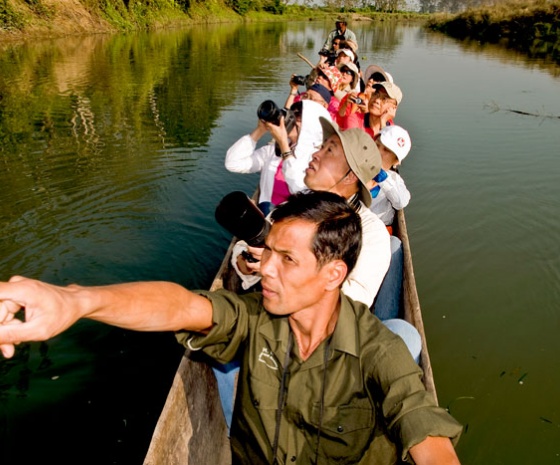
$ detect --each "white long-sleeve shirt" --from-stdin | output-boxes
[224,101,332,205]
[369,169,410,226]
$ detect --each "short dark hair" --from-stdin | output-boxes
[270,190,362,274]
[369,72,386,82]
[332,34,345,44]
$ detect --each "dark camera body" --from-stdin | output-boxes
[257,100,286,126]
[241,250,260,263]
[318,49,335,58]
[350,96,364,105]
[291,75,307,86]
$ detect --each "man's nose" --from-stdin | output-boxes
[260,253,276,278]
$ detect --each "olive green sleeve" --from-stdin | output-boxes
[174,289,263,364]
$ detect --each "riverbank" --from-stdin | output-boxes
[0,0,426,42]
[426,0,560,63]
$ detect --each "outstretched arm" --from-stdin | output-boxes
[0,276,213,358]
[409,436,461,465]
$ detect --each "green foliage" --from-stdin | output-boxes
[24,0,53,17]
[0,0,26,30]
[262,0,286,14]
[228,0,252,15]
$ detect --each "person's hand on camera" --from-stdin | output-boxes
[265,117,291,154]
[381,103,397,126]
[236,246,264,276]
[288,74,300,94]
[250,119,269,143]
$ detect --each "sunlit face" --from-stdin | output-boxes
[368,90,397,117]
[375,138,399,167]
[339,67,355,86]
[302,89,327,107]
[260,219,331,316]
[304,134,351,193]
[335,53,352,66]
[315,72,332,91]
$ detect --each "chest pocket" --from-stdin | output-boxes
[311,400,375,464]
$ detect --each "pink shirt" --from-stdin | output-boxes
[271,160,291,205]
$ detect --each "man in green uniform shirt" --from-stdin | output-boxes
[0,191,461,464]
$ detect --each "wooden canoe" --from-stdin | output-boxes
[143,208,436,465]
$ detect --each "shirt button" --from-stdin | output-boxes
[337,425,344,432]
[290,456,296,462]
[253,400,259,407]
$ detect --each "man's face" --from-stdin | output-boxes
[260,219,331,316]
[368,90,397,117]
[375,138,399,166]
[304,135,351,193]
[340,66,355,86]
[337,22,346,33]
[335,53,351,66]
[315,72,332,91]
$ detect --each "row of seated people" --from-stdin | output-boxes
[220,49,418,431]
[225,57,411,311]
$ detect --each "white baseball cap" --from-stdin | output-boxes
[336,48,355,62]
[379,125,411,162]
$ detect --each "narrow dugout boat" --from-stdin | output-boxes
[143,208,436,465]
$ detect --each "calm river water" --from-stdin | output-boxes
[1,20,559,465]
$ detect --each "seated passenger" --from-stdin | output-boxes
[317,34,344,67]
[369,125,412,321]
[224,100,331,214]
[0,191,463,465]
[362,63,393,91]
[364,81,403,138]
[336,89,368,130]
[343,81,403,139]
[334,61,360,101]
[313,66,342,121]
[368,125,412,228]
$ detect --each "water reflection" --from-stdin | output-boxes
[426,28,560,77]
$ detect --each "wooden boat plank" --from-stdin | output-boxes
[396,208,437,403]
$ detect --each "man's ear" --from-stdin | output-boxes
[323,259,348,291]
[344,170,359,185]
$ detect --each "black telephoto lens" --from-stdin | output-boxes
[256,100,284,126]
[215,191,271,247]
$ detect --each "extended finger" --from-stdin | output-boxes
[0,316,41,346]
[0,319,23,358]
[0,299,22,323]
[1,343,15,358]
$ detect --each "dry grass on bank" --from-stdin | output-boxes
[427,0,560,35]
